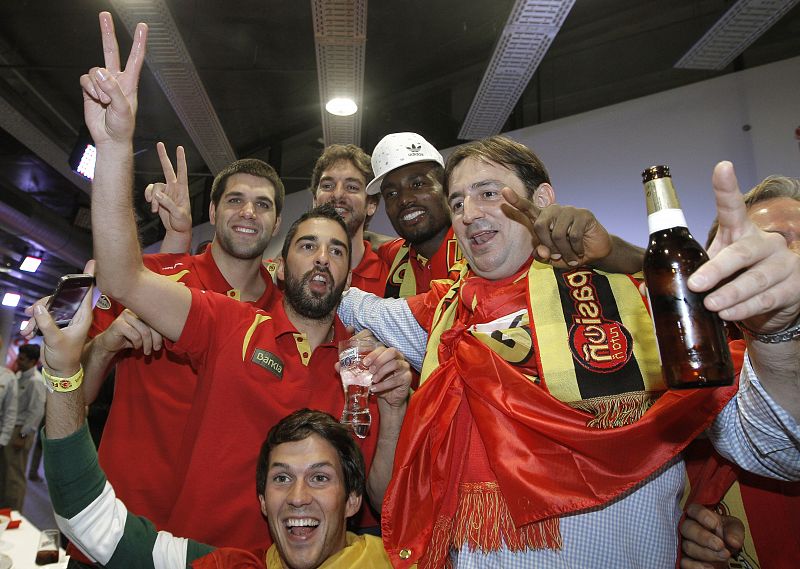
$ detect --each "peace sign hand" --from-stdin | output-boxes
[80,12,148,146]
[144,143,192,234]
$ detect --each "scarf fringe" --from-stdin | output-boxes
[420,482,562,569]
[570,391,659,428]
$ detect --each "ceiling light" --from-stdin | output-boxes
[2,293,21,307]
[68,128,97,180]
[20,256,42,273]
[675,0,800,70]
[325,98,358,117]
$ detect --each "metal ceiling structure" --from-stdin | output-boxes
[0,0,798,330]
[676,0,800,69]
[312,0,367,146]
[458,0,575,140]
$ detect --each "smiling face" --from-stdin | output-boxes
[210,173,280,259]
[313,160,376,238]
[747,196,800,255]
[448,157,553,280]
[260,434,361,569]
[380,161,450,253]
[279,217,351,319]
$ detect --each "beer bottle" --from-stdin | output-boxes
[642,165,734,388]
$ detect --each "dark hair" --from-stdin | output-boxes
[255,409,366,500]
[309,145,380,227]
[280,203,351,266]
[18,344,40,362]
[444,135,550,199]
[210,159,285,216]
[706,175,800,246]
[309,145,374,197]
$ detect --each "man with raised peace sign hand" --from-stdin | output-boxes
[72,12,286,557]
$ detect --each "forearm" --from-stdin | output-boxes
[81,337,118,404]
[338,289,427,370]
[92,142,146,303]
[591,235,645,274]
[159,228,191,254]
[366,401,406,508]
[745,337,800,421]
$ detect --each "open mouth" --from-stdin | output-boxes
[285,517,320,538]
[307,271,331,293]
[233,226,258,235]
[400,208,426,224]
[469,230,496,246]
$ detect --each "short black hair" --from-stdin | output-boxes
[444,135,550,199]
[210,159,285,216]
[18,344,40,362]
[255,409,366,500]
[279,202,351,267]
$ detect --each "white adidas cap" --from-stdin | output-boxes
[365,132,444,195]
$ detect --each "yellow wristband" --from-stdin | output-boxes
[42,366,84,393]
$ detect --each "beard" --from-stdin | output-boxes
[215,228,271,260]
[283,267,347,319]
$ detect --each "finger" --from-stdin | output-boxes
[122,22,149,89]
[176,146,188,186]
[86,68,111,105]
[32,303,59,340]
[94,67,132,118]
[153,189,178,214]
[99,12,121,74]
[681,538,730,564]
[149,327,164,352]
[549,213,584,266]
[80,73,100,101]
[721,516,745,550]
[502,186,540,221]
[156,142,177,181]
[685,503,725,535]
[144,183,157,209]
[711,162,748,243]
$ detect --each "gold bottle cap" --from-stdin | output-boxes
[642,165,670,184]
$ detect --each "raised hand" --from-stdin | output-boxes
[501,186,612,268]
[80,12,148,146]
[688,161,800,333]
[144,143,192,234]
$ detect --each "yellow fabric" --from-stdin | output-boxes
[242,314,272,361]
[387,243,419,298]
[265,532,392,568]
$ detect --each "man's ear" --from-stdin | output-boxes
[366,195,379,218]
[344,269,352,292]
[532,183,555,208]
[209,202,217,226]
[272,216,282,237]
[345,492,362,519]
[258,494,268,518]
[276,258,285,282]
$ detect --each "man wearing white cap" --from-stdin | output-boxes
[367,133,458,298]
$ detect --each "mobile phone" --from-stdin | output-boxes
[35,274,95,335]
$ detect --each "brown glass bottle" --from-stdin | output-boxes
[642,165,734,388]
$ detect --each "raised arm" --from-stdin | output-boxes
[689,162,800,421]
[83,12,190,342]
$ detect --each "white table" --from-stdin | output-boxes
[0,512,68,569]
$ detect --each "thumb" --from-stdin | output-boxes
[32,304,58,339]
[721,515,745,551]
[153,189,178,214]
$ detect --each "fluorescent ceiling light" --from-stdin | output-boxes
[325,97,358,116]
[2,293,21,307]
[20,256,42,273]
[675,0,800,70]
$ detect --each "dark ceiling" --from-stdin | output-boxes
[0,0,799,329]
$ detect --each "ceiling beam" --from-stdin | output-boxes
[458,0,576,140]
[311,0,367,146]
[109,0,237,174]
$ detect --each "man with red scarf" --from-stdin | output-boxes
[338,136,800,568]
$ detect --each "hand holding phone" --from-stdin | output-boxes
[34,274,96,335]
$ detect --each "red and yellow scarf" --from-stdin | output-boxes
[384,261,738,569]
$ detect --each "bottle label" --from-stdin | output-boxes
[647,208,687,234]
